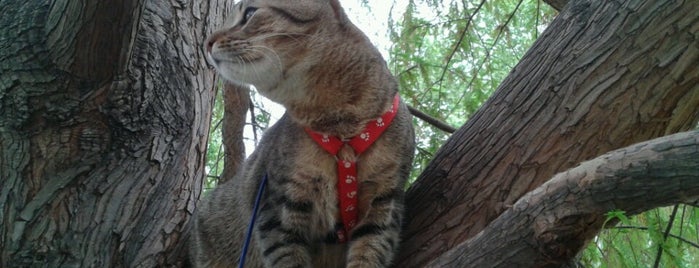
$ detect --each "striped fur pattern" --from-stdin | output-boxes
[190,0,415,267]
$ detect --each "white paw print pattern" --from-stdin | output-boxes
[345,175,356,184]
[343,160,352,169]
[348,220,357,228]
[376,118,385,127]
[345,205,355,212]
[360,132,370,141]
[321,134,330,143]
[347,191,357,199]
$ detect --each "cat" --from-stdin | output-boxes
[189,0,415,267]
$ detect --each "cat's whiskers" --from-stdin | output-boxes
[244,54,265,88]
[247,45,283,75]
[248,32,310,45]
[239,50,271,90]
[217,40,249,61]
[237,54,258,83]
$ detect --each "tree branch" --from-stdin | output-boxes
[653,205,679,268]
[408,105,456,133]
[221,82,250,184]
[46,1,143,81]
[399,0,699,265]
[436,0,485,93]
[543,0,567,11]
[424,130,699,267]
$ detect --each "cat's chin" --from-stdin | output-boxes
[215,62,282,93]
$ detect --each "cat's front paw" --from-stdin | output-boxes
[346,239,394,268]
[347,259,388,268]
[261,245,312,268]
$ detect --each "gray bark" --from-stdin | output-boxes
[2,0,698,267]
[398,0,699,266]
[0,0,231,266]
[425,130,699,267]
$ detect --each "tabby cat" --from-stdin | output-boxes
[189,0,415,267]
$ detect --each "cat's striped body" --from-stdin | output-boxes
[190,0,415,267]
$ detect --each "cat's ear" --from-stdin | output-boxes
[328,0,350,26]
[268,0,324,22]
[264,0,349,25]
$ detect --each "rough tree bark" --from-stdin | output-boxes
[2,0,697,267]
[0,0,230,266]
[425,130,699,267]
[397,0,699,266]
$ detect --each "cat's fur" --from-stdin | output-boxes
[190,0,415,267]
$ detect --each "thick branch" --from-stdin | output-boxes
[425,130,699,267]
[221,82,250,183]
[399,0,699,265]
[2,0,232,266]
[46,1,143,81]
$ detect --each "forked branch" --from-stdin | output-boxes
[424,130,699,268]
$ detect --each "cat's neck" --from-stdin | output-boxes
[284,32,397,139]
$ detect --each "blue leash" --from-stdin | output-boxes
[239,174,268,268]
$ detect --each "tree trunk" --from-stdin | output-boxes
[3,0,698,267]
[0,0,230,266]
[397,0,699,266]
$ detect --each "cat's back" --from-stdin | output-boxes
[189,116,298,267]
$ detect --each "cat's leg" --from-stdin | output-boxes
[254,186,315,268]
[346,186,404,268]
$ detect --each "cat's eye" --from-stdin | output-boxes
[242,7,257,25]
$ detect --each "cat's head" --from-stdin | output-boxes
[205,0,353,104]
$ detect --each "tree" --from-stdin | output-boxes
[0,1,230,266]
[1,1,697,268]
[395,0,699,266]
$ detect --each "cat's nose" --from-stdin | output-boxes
[205,31,225,55]
[204,39,221,66]
[205,38,215,54]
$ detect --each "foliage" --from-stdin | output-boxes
[388,0,556,181]
[205,83,225,190]
[204,86,271,192]
[581,205,699,268]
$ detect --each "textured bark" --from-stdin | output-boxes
[424,130,699,267]
[398,0,699,266]
[0,0,231,266]
[2,0,698,266]
[220,82,250,184]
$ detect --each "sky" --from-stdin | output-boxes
[341,0,402,57]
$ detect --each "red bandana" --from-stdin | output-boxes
[305,94,400,243]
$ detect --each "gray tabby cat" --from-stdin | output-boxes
[189,0,415,267]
